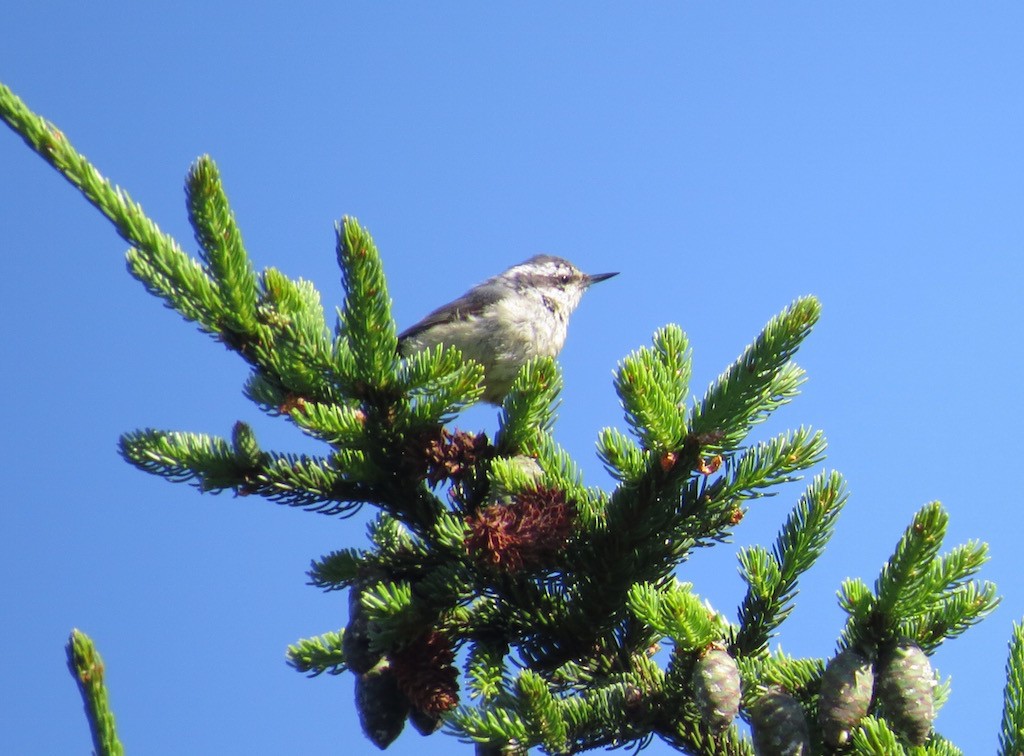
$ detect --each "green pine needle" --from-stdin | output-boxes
[626,581,719,651]
[307,548,367,590]
[735,470,848,654]
[690,296,820,450]
[850,716,907,755]
[0,83,225,337]
[446,705,532,748]
[517,670,569,752]
[614,325,691,452]
[718,426,827,502]
[595,426,647,484]
[118,429,239,489]
[286,631,348,676]
[999,621,1024,755]
[466,641,510,702]
[66,629,125,756]
[335,218,398,390]
[874,502,949,619]
[185,156,259,333]
[496,356,562,456]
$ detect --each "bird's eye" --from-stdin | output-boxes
[559,274,572,285]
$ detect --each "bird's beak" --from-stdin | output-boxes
[587,271,619,285]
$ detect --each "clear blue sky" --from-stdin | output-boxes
[3,4,1023,754]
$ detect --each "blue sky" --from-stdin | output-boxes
[3,4,1023,754]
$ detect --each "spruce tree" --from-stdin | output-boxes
[3,80,1023,755]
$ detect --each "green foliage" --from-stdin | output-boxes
[496,356,562,456]
[839,501,999,653]
[735,470,848,655]
[118,429,242,490]
[286,631,348,676]
[999,621,1024,755]
[716,426,827,503]
[1,81,1015,755]
[66,629,124,756]
[308,548,367,590]
[626,580,721,651]
[466,640,510,702]
[689,297,819,451]
[615,324,690,452]
[850,716,906,755]
[186,156,259,334]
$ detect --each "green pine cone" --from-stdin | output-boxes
[230,421,261,467]
[691,646,741,733]
[876,641,935,746]
[817,647,874,747]
[344,584,383,675]
[750,687,811,756]
[355,665,410,749]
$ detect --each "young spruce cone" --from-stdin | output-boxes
[817,647,874,747]
[690,646,740,733]
[750,687,811,756]
[876,641,935,745]
[343,582,382,675]
[408,706,444,736]
[355,664,410,749]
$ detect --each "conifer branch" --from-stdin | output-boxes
[689,297,820,450]
[335,218,399,392]
[495,357,562,456]
[4,81,1012,754]
[186,156,259,333]
[0,84,222,330]
[999,620,1024,755]
[287,631,348,676]
[66,629,124,756]
[735,470,848,655]
[874,501,948,618]
[850,716,907,755]
[615,325,690,452]
[308,548,367,590]
[716,427,827,502]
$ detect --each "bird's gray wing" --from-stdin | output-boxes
[397,283,504,342]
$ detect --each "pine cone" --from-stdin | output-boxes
[389,631,459,716]
[407,706,444,736]
[355,665,409,749]
[691,646,740,733]
[414,428,492,486]
[464,486,575,572]
[817,647,874,747]
[343,583,382,675]
[750,687,811,756]
[876,641,935,745]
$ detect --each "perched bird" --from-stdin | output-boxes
[398,255,617,404]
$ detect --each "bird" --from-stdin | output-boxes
[398,255,618,404]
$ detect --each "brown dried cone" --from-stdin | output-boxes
[691,646,741,733]
[876,641,935,745]
[750,687,811,756]
[464,486,575,572]
[355,664,410,749]
[817,647,874,747]
[415,428,493,486]
[389,631,460,716]
[343,583,382,674]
